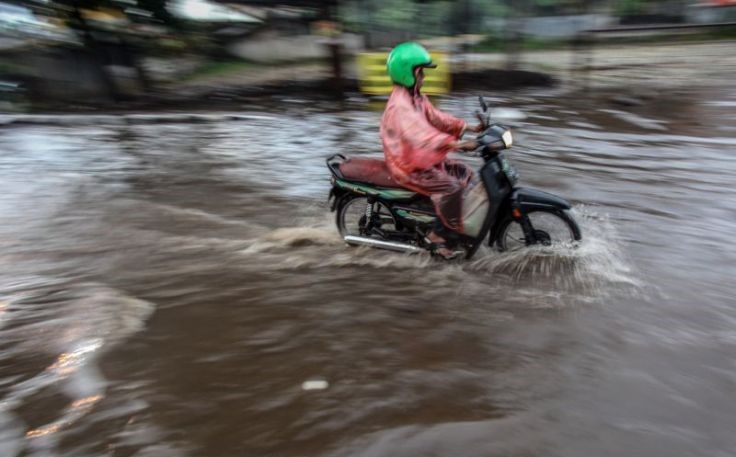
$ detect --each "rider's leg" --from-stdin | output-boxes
[427,202,457,259]
[402,163,472,258]
[426,220,457,259]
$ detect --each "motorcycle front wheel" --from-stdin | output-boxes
[495,209,581,252]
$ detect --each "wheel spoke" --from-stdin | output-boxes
[499,210,576,252]
[338,197,397,239]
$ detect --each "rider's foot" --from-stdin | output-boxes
[426,231,460,260]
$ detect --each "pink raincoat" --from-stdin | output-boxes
[380,86,473,233]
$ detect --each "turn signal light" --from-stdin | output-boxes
[512,208,522,219]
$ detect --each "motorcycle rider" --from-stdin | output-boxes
[381,42,483,258]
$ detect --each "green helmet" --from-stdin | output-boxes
[386,42,437,88]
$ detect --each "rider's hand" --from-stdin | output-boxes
[471,123,485,133]
[455,139,479,152]
[473,112,488,132]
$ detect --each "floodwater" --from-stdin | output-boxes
[1,89,736,457]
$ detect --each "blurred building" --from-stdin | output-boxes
[2,0,735,108]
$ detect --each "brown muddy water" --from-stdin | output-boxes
[1,89,736,457]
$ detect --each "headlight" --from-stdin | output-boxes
[502,130,513,148]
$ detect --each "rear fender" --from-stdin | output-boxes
[328,186,348,212]
[328,187,337,211]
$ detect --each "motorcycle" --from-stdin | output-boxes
[326,96,581,259]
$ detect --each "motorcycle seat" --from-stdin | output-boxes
[338,157,405,189]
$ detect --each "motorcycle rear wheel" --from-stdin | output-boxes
[495,209,581,252]
[336,195,397,238]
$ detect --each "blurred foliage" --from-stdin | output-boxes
[339,0,629,37]
[615,0,688,17]
[182,59,255,81]
[372,0,419,29]
[339,0,504,35]
[469,32,570,51]
[339,0,697,35]
[34,0,176,26]
[135,0,179,25]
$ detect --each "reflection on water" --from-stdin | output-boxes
[1,88,736,457]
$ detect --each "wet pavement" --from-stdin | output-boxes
[1,87,736,457]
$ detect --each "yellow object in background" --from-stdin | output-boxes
[81,7,127,23]
[357,51,451,96]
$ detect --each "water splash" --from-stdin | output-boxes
[263,226,342,248]
[469,206,641,293]
[239,206,640,303]
[239,214,439,272]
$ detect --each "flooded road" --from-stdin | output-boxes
[1,89,736,457]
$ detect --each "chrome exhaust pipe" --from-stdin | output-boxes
[344,235,424,254]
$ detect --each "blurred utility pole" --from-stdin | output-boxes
[358,0,374,49]
[66,2,121,101]
[462,0,471,72]
[319,3,344,97]
[504,0,528,71]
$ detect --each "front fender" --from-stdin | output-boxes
[488,188,579,247]
[513,187,572,211]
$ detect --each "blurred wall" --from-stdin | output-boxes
[520,14,613,38]
[687,4,736,23]
[227,30,364,63]
[26,49,110,101]
[483,14,613,39]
